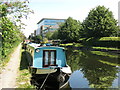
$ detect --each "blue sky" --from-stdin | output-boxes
[22,0,120,37]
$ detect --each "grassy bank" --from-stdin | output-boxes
[16,49,34,88]
[62,37,120,66]
[84,37,120,48]
[92,47,120,50]
[60,43,73,46]
[99,37,120,41]
[60,37,119,49]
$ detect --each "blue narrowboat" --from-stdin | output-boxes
[26,43,72,89]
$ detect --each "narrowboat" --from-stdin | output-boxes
[26,43,72,89]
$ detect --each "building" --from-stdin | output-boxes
[36,18,65,38]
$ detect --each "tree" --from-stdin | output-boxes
[45,31,53,40]
[0,1,33,58]
[30,35,42,43]
[1,17,23,57]
[36,35,42,42]
[51,30,59,40]
[58,17,82,42]
[0,1,33,29]
[82,5,118,38]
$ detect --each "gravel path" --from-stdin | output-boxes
[0,44,21,89]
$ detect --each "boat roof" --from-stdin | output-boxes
[28,43,65,49]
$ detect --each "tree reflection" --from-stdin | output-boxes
[66,48,119,89]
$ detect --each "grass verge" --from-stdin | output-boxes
[60,43,73,46]
[99,37,120,41]
[92,47,120,50]
[16,49,35,88]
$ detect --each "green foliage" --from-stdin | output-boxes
[30,35,42,43]
[1,17,22,58]
[82,5,119,38]
[45,30,59,40]
[51,30,59,40]
[0,1,33,30]
[0,1,33,18]
[43,38,48,43]
[0,3,8,17]
[36,35,42,41]
[0,1,32,60]
[45,31,53,40]
[58,17,83,42]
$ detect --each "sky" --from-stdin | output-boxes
[21,0,120,37]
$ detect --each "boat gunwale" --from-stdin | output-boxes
[28,44,65,50]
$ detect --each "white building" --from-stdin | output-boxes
[36,18,65,37]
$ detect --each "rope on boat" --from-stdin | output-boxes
[40,73,50,90]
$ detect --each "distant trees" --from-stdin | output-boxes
[45,31,53,40]
[30,5,119,44]
[30,35,42,43]
[57,6,119,42]
[46,30,59,40]
[58,17,83,42]
[36,5,119,43]
[82,6,119,38]
[51,30,59,39]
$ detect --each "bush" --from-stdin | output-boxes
[1,17,23,58]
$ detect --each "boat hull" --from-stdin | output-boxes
[29,65,72,75]
[30,68,71,89]
[29,66,57,74]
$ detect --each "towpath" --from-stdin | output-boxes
[0,44,21,89]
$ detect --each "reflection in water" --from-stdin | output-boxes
[69,70,89,88]
[66,48,120,89]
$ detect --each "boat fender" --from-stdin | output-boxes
[57,74,65,83]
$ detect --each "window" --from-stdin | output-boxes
[43,50,56,67]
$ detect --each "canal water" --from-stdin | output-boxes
[66,47,120,89]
